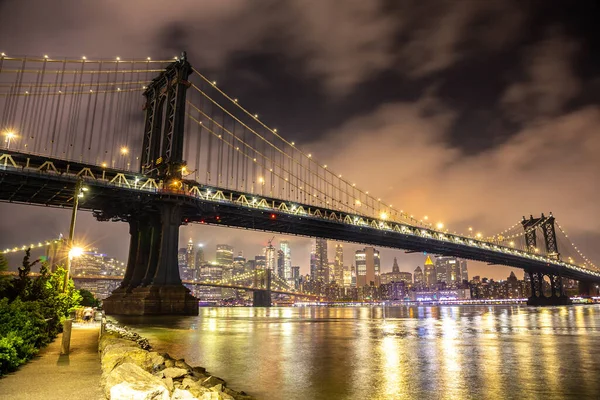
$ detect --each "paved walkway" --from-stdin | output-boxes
[0,323,104,400]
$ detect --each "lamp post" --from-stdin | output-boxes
[4,131,15,149]
[63,179,87,292]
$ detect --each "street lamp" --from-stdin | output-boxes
[4,131,16,149]
[63,179,87,292]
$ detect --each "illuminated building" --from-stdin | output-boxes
[414,266,424,288]
[233,252,246,275]
[195,244,205,266]
[279,240,292,281]
[435,256,467,288]
[277,249,285,278]
[380,257,411,285]
[255,255,266,270]
[343,264,353,287]
[355,247,380,287]
[424,255,436,288]
[216,244,234,267]
[334,244,344,284]
[186,238,195,270]
[315,238,328,283]
[265,242,276,273]
[310,245,317,280]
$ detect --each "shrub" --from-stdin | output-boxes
[0,249,82,375]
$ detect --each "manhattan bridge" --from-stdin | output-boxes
[0,52,598,314]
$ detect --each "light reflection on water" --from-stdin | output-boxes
[115,305,600,400]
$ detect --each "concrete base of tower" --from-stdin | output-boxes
[527,295,572,306]
[103,284,198,315]
[253,290,271,307]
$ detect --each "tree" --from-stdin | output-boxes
[0,253,8,273]
[79,289,100,308]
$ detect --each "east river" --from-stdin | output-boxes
[115,305,600,399]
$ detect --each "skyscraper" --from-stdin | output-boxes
[280,240,292,281]
[355,247,381,287]
[265,242,276,273]
[334,244,344,284]
[216,244,234,266]
[424,255,436,288]
[315,238,328,283]
[414,266,424,288]
[436,256,462,288]
[310,244,317,281]
[233,252,246,275]
[277,249,285,278]
[460,259,468,283]
[186,238,195,271]
[195,244,205,267]
[392,257,400,273]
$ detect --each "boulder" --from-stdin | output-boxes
[164,377,174,392]
[105,362,169,400]
[161,367,189,379]
[165,359,176,368]
[171,388,198,399]
[223,388,254,400]
[210,384,222,392]
[182,377,210,398]
[202,376,226,389]
[175,359,193,371]
[102,347,155,374]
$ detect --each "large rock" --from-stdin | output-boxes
[171,388,198,399]
[102,347,156,374]
[161,367,189,379]
[201,376,226,389]
[105,362,169,400]
[182,377,210,398]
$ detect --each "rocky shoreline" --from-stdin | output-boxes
[100,321,254,400]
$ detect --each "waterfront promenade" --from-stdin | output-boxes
[0,324,103,400]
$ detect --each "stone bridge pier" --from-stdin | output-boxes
[526,271,571,306]
[102,202,198,316]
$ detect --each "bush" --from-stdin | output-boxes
[0,249,82,375]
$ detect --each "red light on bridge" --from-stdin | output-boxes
[270,214,276,219]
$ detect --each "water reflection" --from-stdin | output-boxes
[115,305,600,400]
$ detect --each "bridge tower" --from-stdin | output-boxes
[522,213,569,306]
[102,53,198,316]
[253,268,272,307]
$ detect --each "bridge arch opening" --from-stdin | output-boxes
[542,275,552,298]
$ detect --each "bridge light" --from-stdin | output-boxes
[436,222,444,229]
[510,241,515,247]
[291,142,295,146]
[476,232,482,238]
[258,177,264,184]
[101,162,107,168]
[270,214,276,219]
[120,146,129,155]
[380,212,388,220]
[147,57,151,60]
[44,55,48,59]
[116,56,120,61]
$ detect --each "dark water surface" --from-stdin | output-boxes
[115,305,600,399]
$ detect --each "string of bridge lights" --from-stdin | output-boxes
[1,239,61,255]
[555,222,597,269]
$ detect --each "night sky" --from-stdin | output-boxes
[1,1,599,279]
